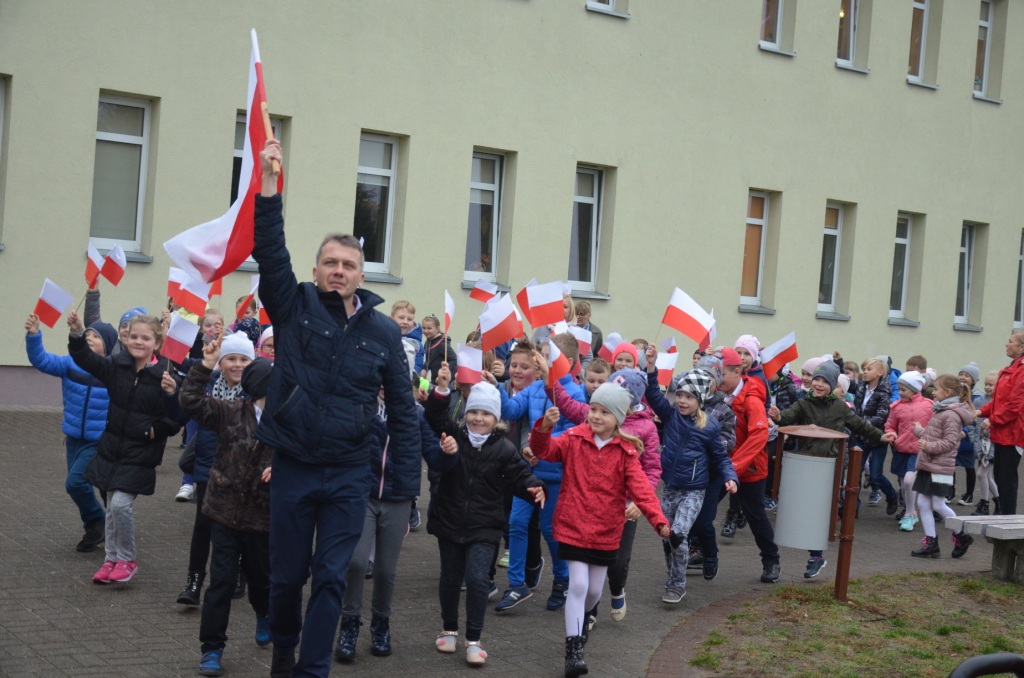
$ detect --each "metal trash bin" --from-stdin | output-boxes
[774,451,836,551]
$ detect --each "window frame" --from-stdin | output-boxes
[890,214,912,320]
[975,0,993,95]
[353,132,399,275]
[568,166,603,292]
[740,190,769,307]
[585,0,630,18]
[955,223,976,324]
[836,0,859,66]
[89,95,152,252]
[463,151,504,282]
[760,0,784,48]
[817,202,843,313]
[907,0,929,81]
[232,113,281,204]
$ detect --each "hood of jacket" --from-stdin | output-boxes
[935,399,975,425]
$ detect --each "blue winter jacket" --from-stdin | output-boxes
[645,371,738,491]
[252,195,421,492]
[402,322,425,375]
[26,330,111,442]
[498,375,586,483]
[887,368,902,403]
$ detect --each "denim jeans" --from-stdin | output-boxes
[506,482,568,586]
[865,445,897,498]
[65,436,104,526]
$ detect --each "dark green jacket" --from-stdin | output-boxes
[776,395,885,457]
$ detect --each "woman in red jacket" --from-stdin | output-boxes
[531,382,669,678]
[977,330,1024,515]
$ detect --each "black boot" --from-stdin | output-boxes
[233,564,246,600]
[735,508,747,530]
[720,510,737,538]
[176,570,205,606]
[76,518,105,553]
[951,530,974,559]
[993,496,1001,514]
[271,645,295,678]
[369,615,392,657]
[971,499,990,516]
[334,615,361,662]
[911,536,940,558]
[564,635,588,677]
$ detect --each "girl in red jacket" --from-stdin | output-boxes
[531,383,669,678]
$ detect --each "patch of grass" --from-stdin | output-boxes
[699,571,1024,677]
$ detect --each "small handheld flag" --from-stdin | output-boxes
[34,279,75,328]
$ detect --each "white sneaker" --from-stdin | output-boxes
[466,641,487,665]
[175,484,196,502]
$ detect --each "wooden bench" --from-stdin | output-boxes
[946,515,1024,584]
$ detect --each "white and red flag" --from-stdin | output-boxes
[479,294,522,353]
[444,290,455,335]
[547,339,571,386]
[162,314,200,364]
[699,308,717,352]
[514,278,538,328]
[760,332,799,380]
[469,279,498,304]
[656,351,679,388]
[167,268,187,299]
[163,30,282,283]
[209,279,223,297]
[236,280,259,321]
[551,320,569,336]
[568,325,592,357]
[597,332,623,362]
[85,246,105,287]
[526,281,565,327]
[659,336,678,354]
[175,276,212,317]
[100,245,127,286]
[661,288,715,347]
[456,343,483,385]
[258,297,270,325]
[34,279,74,328]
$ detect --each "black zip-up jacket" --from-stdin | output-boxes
[851,379,891,449]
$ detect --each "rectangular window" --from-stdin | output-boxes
[1015,231,1024,328]
[955,223,975,324]
[890,215,912,319]
[464,152,503,280]
[836,0,858,63]
[908,0,928,79]
[586,0,630,17]
[975,1,992,94]
[818,203,843,312]
[353,133,398,273]
[89,96,151,251]
[740,191,769,306]
[761,0,782,45]
[232,114,281,204]
[568,167,602,291]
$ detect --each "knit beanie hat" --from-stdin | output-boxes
[734,335,761,364]
[812,361,840,391]
[119,307,147,328]
[590,382,632,425]
[608,368,647,409]
[802,355,830,375]
[240,358,274,400]
[235,317,262,346]
[611,342,639,367]
[898,371,926,394]
[220,331,256,362]
[837,374,850,393]
[674,370,713,408]
[924,368,937,386]
[694,354,725,387]
[718,347,743,367]
[959,362,981,385]
[258,326,274,350]
[466,382,502,419]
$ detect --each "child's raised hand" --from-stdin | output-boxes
[645,345,657,373]
[161,371,178,395]
[724,480,738,494]
[24,314,40,336]
[440,433,458,455]
[658,524,671,538]
[261,467,272,483]
[527,485,546,509]
[481,370,498,385]
[490,359,506,378]
[436,362,451,389]
[532,350,549,380]
[67,310,85,334]
[202,331,223,369]
[539,406,559,432]
[414,385,429,402]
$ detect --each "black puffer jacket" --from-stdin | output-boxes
[70,334,182,496]
[423,391,543,544]
[851,379,891,449]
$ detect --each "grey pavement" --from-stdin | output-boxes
[0,409,1010,677]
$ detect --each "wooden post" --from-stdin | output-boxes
[834,440,858,602]
[828,437,845,543]
[771,434,784,501]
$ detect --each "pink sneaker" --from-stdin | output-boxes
[93,561,116,584]
[108,560,138,583]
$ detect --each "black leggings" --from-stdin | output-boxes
[437,538,497,642]
[188,482,212,573]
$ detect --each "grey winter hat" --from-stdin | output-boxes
[466,382,502,420]
[694,354,725,387]
[608,368,646,409]
[590,382,632,426]
[959,362,981,385]
[812,361,840,391]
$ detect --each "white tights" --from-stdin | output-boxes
[565,560,607,637]
[978,463,998,501]
[902,472,918,516]
[917,492,956,537]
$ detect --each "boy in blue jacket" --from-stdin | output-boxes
[25,312,116,552]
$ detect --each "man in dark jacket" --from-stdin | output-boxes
[255,139,421,677]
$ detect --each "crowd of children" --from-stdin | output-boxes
[25,281,1020,678]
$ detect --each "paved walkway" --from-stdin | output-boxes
[0,409,1007,677]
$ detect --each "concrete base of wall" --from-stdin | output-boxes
[0,366,63,408]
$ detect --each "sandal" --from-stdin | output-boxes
[435,630,458,654]
[466,640,487,666]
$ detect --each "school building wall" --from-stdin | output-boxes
[0,0,1022,403]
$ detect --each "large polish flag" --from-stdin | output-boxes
[661,288,715,347]
[175,277,212,317]
[162,314,201,364]
[547,339,571,386]
[479,294,522,352]
[456,343,483,385]
[656,351,679,388]
[444,290,455,334]
[526,281,565,327]
[469,279,498,303]
[34,279,74,328]
[760,332,799,380]
[85,246,105,286]
[100,245,127,286]
[164,30,282,283]
[568,325,592,357]
[597,332,623,362]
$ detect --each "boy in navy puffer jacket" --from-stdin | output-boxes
[25,313,115,552]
